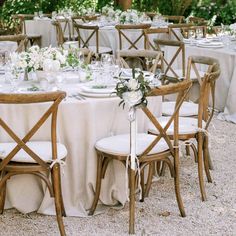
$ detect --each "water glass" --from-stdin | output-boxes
[39,11,43,18]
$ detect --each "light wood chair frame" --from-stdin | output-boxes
[0,91,67,236]
[168,23,194,41]
[143,28,169,51]
[89,80,193,234]
[115,24,151,50]
[52,19,72,46]
[117,49,164,74]
[72,20,100,54]
[149,57,220,201]
[154,39,185,80]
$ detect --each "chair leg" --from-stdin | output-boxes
[129,168,136,234]
[173,152,186,217]
[197,133,207,201]
[144,163,154,199]
[203,136,212,183]
[0,171,7,214]
[51,165,66,236]
[190,143,198,163]
[140,169,145,202]
[160,161,167,176]
[89,153,103,216]
[156,161,161,176]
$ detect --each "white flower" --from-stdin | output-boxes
[126,79,140,90]
[122,90,143,107]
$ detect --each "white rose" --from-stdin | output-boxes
[122,90,143,107]
[126,79,140,90]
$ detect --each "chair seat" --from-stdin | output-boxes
[167,69,205,80]
[148,116,206,135]
[0,141,67,163]
[95,133,169,156]
[162,101,198,117]
[88,46,112,54]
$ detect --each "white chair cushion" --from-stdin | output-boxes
[162,101,198,117]
[95,133,169,156]
[27,34,41,38]
[148,116,206,135]
[167,69,205,81]
[0,141,67,163]
[89,46,112,54]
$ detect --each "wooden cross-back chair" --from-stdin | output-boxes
[143,28,169,51]
[188,16,207,25]
[181,25,207,39]
[168,23,194,41]
[115,24,151,50]
[72,20,112,55]
[0,34,28,52]
[52,19,72,46]
[154,39,185,81]
[12,14,42,47]
[89,80,192,234]
[148,58,220,202]
[117,49,163,74]
[163,15,185,23]
[0,91,67,236]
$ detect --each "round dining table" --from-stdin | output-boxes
[0,78,162,216]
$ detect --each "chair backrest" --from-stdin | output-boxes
[139,80,192,159]
[163,15,185,24]
[168,23,194,41]
[0,34,28,52]
[73,20,100,53]
[188,16,207,25]
[143,28,169,50]
[0,91,66,171]
[117,49,163,74]
[186,56,220,127]
[115,24,151,50]
[12,14,36,35]
[181,25,207,38]
[154,39,185,78]
[51,19,72,46]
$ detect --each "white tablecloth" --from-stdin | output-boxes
[0,84,162,216]
[25,20,169,53]
[165,43,236,123]
[0,41,17,53]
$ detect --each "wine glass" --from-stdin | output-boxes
[8,65,24,92]
[38,11,43,19]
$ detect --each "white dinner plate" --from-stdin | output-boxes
[80,84,115,94]
[78,90,116,98]
[197,42,224,48]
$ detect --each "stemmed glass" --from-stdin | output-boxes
[7,64,24,92]
[188,29,196,46]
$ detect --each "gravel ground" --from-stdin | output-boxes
[0,117,235,236]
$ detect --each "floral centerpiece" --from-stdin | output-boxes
[101,5,122,19]
[80,7,95,16]
[119,10,139,24]
[115,69,151,108]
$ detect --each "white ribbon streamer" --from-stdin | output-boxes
[50,159,66,175]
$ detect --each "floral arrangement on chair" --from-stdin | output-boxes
[115,69,151,108]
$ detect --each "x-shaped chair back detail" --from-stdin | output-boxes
[154,39,185,78]
[73,20,99,53]
[52,19,72,46]
[168,23,194,41]
[140,80,192,161]
[0,34,28,53]
[143,28,169,51]
[115,24,151,50]
[0,91,66,172]
[186,56,220,129]
[117,49,163,74]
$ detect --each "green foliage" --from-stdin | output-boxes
[191,0,236,25]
